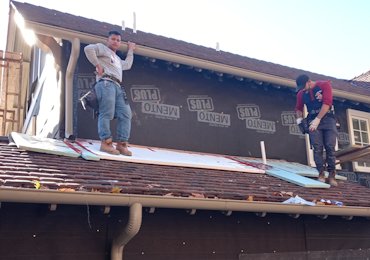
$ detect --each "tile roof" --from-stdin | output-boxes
[11,1,370,98]
[351,70,370,89]
[1,139,370,211]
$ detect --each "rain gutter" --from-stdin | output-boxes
[23,21,370,105]
[1,188,370,217]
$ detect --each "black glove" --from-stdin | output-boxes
[297,118,309,134]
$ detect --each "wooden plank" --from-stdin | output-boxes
[265,168,330,188]
[335,144,369,157]
[335,145,370,164]
[77,139,265,174]
[10,132,80,158]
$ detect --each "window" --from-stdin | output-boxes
[347,109,370,171]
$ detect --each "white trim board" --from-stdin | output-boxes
[11,132,80,158]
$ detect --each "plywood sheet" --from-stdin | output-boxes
[77,139,265,174]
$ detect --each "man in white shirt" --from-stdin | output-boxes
[84,30,136,156]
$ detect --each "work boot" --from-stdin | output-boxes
[116,141,132,156]
[100,138,120,155]
[317,170,326,183]
[328,171,338,187]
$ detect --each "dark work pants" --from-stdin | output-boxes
[309,115,338,173]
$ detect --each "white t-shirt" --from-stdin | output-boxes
[84,43,134,83]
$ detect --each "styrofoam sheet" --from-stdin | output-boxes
[265,168,330,188]
[236,157,346,180]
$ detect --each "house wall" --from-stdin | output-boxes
[1,203,370,260]
[76,49,307,163]
[74,45,370,165]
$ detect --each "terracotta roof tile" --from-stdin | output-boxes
[1,140,370,208]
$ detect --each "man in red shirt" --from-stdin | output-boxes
[295,74,338,187]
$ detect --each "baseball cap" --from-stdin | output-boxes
[295,74,309,92]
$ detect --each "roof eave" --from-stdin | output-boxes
[22,21,370,105]
[1,188,370,218]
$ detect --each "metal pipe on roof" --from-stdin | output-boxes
[111,203,142,260]
[23,21,370,105]
[260,141,267,164]
[1,188,370,218]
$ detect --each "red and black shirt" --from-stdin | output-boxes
[295,80,333,118]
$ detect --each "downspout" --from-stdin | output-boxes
[111,203,142,260]
[65,38,80,139]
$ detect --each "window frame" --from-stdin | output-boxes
[346,108,370,172]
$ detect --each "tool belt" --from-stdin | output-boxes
[307,109,334,120]
[100,74,121,85]
[79,82,98,111]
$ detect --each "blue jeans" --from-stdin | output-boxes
[95,80,132,142]
[309,114,338,173]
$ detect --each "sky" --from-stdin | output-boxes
[0,0,369,80]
